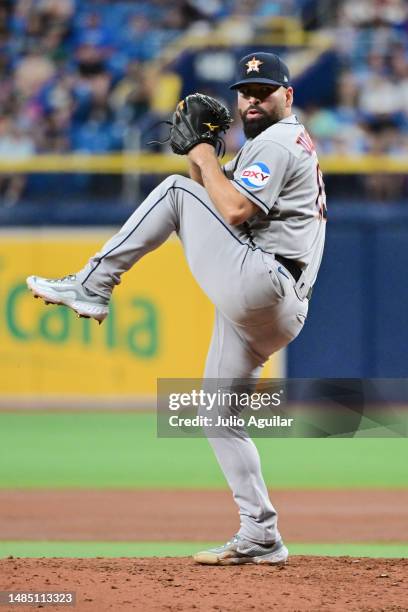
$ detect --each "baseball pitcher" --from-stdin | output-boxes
[27,52,326,565]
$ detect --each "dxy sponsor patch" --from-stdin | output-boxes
[240,162,271,190]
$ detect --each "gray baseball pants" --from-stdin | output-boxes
[77,174,308,544]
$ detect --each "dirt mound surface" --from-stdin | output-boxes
[1,489,407,542]
[1,556,407,611]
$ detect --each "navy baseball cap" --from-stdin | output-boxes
[230,52,290,90]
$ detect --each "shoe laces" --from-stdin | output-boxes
[225,535,240,546]
[49,274,76,283]
[47,274,76,283]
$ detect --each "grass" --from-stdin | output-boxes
[0,412,407,488]
[0,541,406,559]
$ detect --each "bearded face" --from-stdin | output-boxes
[240,105,284,139]
[237,85,291,139]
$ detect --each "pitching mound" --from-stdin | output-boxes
[1,556,407,611]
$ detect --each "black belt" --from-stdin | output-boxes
[275,255,313,300]
[275,255,302,283]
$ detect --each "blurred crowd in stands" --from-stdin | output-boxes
[305,1,408,152]
[0,0,407,206]
[303,0,408,200]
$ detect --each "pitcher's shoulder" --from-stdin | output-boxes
[258,120,316,159]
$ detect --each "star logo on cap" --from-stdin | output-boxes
[245,57,264,73]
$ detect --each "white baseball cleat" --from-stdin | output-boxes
[26,274,110,323]
[193,534,289,565]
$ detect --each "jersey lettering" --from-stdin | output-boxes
[242,170,269,181]
[316,163,327,219]
[296,130,315,155]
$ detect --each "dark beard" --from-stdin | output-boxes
[242,108,281,139]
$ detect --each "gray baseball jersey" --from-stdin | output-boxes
[61,114,326,547]
[224,114,326,287]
